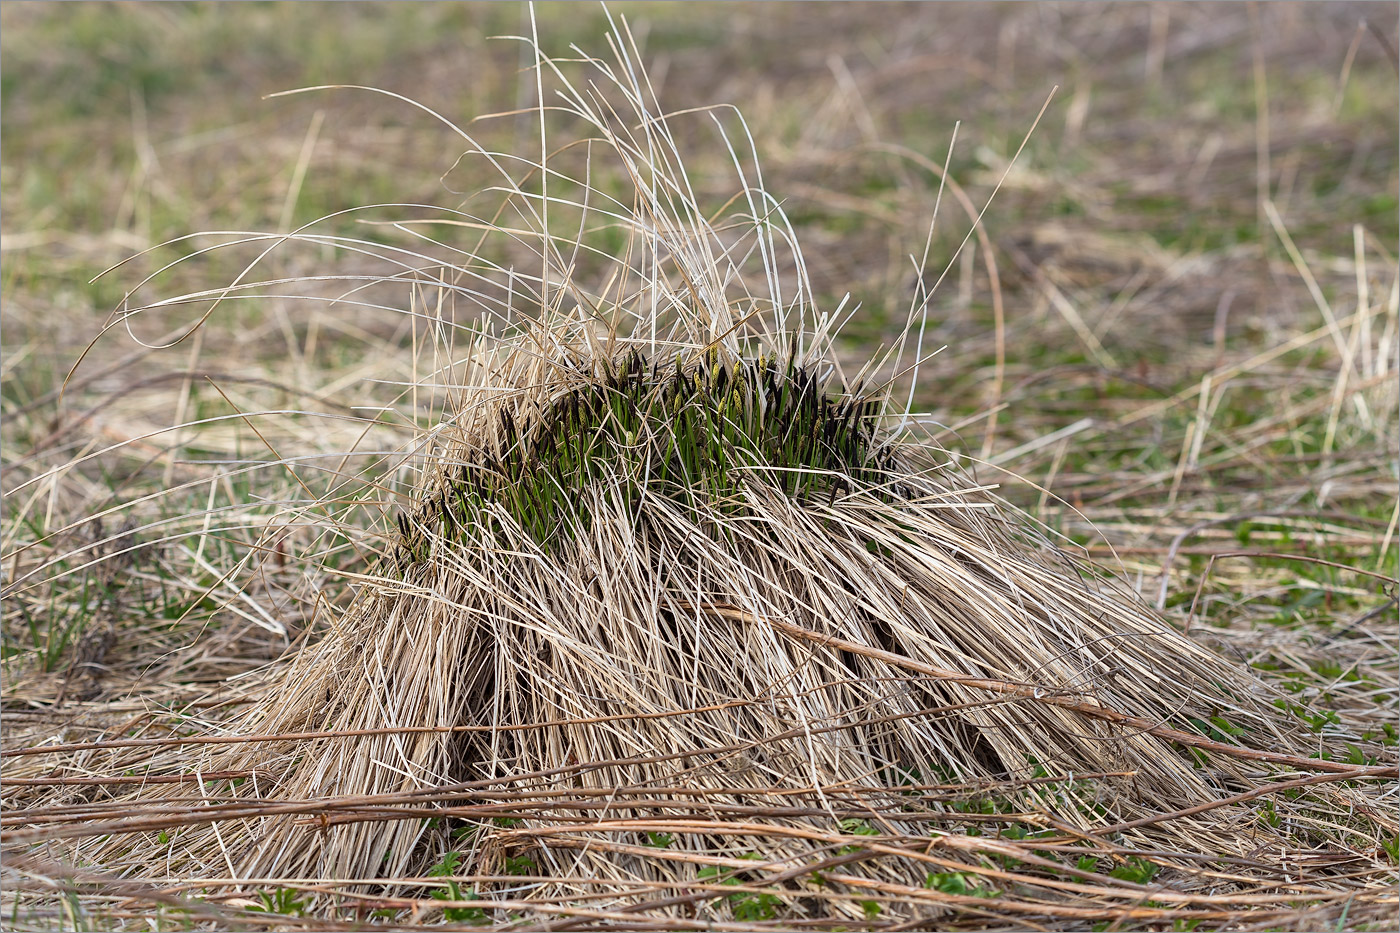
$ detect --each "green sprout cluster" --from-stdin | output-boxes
[390,350,895,564]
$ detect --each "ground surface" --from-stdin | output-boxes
[2,2,1397,930]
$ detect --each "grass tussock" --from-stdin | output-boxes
[3,6,1396,931]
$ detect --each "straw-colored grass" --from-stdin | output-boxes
[3,6,1396,931]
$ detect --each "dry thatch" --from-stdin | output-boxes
[3,13,1395,931]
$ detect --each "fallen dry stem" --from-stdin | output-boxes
[719,602,1391,777]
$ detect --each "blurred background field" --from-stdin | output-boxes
[1,2,1397,926]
